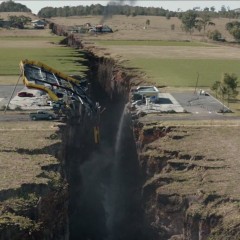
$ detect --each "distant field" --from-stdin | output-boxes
[0,36,64,42]
[0,39,87,77]
[96,40,213,47]
[91,38,240,88]
[128,59,240,87]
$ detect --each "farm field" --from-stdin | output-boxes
[1,11,240,239]
[52,15,240,87]
[51,15,235,41]
[128,58,240,87]
[0,29,87,85]
[90,40,240,87]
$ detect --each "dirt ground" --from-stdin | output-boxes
[91,44,240,60]
[51,15,235,42]
[0,121,62,190]
[1,12,240,238]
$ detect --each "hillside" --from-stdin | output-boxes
[50,15,235,42]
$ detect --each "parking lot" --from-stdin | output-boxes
[0,83,234,122]
[0,84,52,110]
[172,91,229,115]
[0,84,52,122]
[131,89,230,118]
[0,85,24,109]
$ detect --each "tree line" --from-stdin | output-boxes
[37,4,240,19]
[180,10,240,41]
[0,15,32,28]
[38,4,173,18]
[0,1,240,20]
[0,0,31,12]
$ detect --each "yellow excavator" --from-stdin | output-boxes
[20,59,100,143]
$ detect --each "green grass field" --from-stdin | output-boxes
[128,59,240,87]
[0,35,88,77]
[0,47,88,76]
[96,40,214,47]
[0,36,64,42]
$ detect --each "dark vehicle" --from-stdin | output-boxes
[30,111,57,121]
[18,92,35,97]
[89,25,113,33]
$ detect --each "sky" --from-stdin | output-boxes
[8,1,240,14]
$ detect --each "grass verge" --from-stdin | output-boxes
[128,59,240,87]
[95,40,214,47]
[0,47,88,76]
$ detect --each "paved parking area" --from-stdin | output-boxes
[0,84,51,110]
[0,85,24,109]
[132,90,229,117]
[172,91,228,115]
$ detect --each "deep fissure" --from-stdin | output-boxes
[62,54,152,240]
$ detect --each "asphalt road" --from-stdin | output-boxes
[0,84,24,108]
[0,84,30,121]
[0,85,240,123]
[0,112,30,122]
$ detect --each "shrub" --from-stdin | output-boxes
[166,13,171,20]
[207,30,222,41]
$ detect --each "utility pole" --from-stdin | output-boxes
[4,75,21,113]
[194,72,199,94]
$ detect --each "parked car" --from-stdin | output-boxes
[18,92,35,97]
[29,111,57,121]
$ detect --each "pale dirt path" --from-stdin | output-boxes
[96,44,240,60]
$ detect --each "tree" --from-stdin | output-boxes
[210,6,215,12]
[19,15,32,25]
[226,21,240,41]
[165,13,171,19]
[211,73,238,107]
[207,30,222,41]
[211,80,221,98]
[222,73,238,104]
[221,5,227,13]
[181,10,198,35]
[197,12,215,36]
[0,0,31,12]
[8,15,31,29]
[145,19,150,28]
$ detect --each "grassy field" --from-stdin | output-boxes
[128,58,240,87]
[0,47,87,76]
[91,41,240,88]
[96,40,213,47]
[0,36,64,42]
[0,121,61,190]
[0,32,88,84]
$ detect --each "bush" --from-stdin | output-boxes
[166,13,171,20]
[207,30,223,41]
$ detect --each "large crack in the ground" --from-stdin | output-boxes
[64,99,153,240]
[50,27,240,240]
[61,54,154,240]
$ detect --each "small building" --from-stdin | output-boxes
[32,19,46,29]
[131,85,160,101]
[233,8,240,13]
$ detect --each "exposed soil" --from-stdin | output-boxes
[50,15,236,42]
[0,121,68,239]
[134,119,240,239]
[1,13,240,240]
